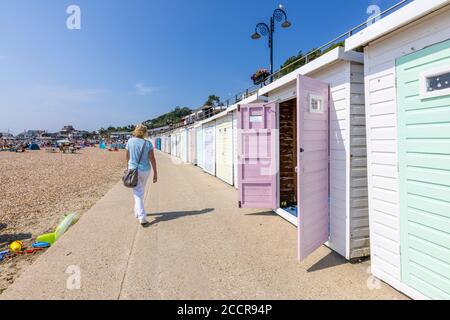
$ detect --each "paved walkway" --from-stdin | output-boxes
[1,152,406,300]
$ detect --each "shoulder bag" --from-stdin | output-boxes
[122,139,148,188]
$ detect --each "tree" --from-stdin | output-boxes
[321,41,344,54]
[278,51,305,78]
[98,128,107,136]
[204,95,222,107]
[278,41,345,78]
[143,107,192,129]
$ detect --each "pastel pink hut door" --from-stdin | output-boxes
[297,75,330,262]
[238,103,277,209]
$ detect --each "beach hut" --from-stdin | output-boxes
[171,129,182,158]
[161,133,170,153]
[188,126,196,164]
[195,124,204,168]
[180,128,189,163]
[345,0,450,299]
[156,138,161,150]
[200,96,267,184]
[148,138,155,149]
[164,134,171,154]
[177,130,183,159]
[237,46,369,261]
[202,120,216,176]
[160,135,166,153]
[173,130,179,158]
[170,134,175,155]
[215,112,234,185]
[165,134,171,154]
[199,108,236,185]
[186,127,191,163]
[233,110,239,189]
[161,134,168,153]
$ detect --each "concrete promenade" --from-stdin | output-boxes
[1,152,406,300]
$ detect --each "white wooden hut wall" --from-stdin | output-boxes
[345,3,450,299]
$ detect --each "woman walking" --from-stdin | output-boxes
[126,124,158,225]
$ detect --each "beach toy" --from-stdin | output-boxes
[36,233,56,245]
[26,248,43,254]
[32,242,51,249]
[9,241,23,253]
[36,213,79,245]
[0,250,9,262]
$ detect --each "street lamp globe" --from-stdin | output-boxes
[251,32,261,40]
[282,20,291,28]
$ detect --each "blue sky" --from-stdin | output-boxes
[0,0,400,134]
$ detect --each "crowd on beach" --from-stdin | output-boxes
[0,138,98,153]
[0,137,131,153]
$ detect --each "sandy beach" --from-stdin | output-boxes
[0,147,125,293]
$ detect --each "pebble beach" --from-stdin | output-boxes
[0,147,125,293]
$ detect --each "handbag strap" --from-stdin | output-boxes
[136,139,148,165]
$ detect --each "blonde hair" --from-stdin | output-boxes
[133,124,148,138]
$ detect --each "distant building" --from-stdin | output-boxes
[59,125,88,139]
[0,132,14,139]
[40,132,59,140]
[183,114,196,125]
[60,125,75,136]
[61,125,75,132]
[71,130,89,139]
[193,105,224,122]
[148,126,170,137]
[42,132,58,138]
[16,130,46,139]
[110,132,132,140]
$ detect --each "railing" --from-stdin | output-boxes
[150,0,412,137]
[222,0,412,107]
[148,106,229,137]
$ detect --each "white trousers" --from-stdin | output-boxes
[133,170,150,220]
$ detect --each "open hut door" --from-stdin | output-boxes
[297,75,330,262]
[238,103,277,209]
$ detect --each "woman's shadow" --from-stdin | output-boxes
[144,208,214,227]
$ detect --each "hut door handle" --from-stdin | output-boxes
[300,148,304,153]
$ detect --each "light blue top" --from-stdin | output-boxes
[126,138,153,172]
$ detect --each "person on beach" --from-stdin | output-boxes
[126,124,158,225]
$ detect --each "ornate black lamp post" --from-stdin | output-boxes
[251,5,292,77]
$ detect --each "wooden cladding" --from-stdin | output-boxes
[279,99,298,206]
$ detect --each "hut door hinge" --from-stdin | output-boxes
[238,201,242,208]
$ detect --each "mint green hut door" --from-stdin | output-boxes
[396,39,450,300]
